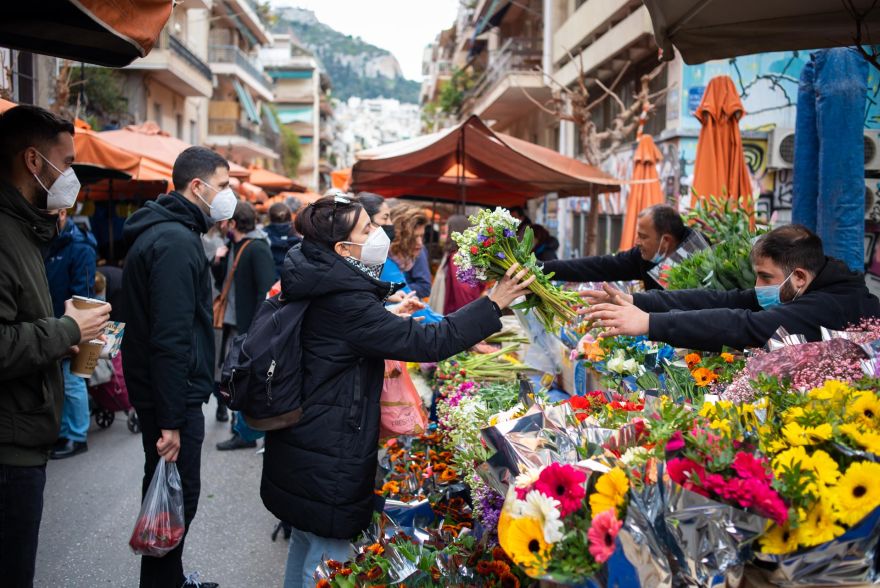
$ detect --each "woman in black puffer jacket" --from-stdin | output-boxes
[262,194,534,588]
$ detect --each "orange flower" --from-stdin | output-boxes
[691,367,718,387]
[316,580,331,588]
[720,352,735,363]
[363,566,383,581]
[380,481,400,495]
[499,572,521,588]
[685,352,701,369]
[327,560,343,571]
[433,463,447,473]
[439,467,458,482]
[339,568,353,577]
[476,560,493,576]
[366,543,384,556]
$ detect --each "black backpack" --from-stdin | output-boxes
[219,294,311,431]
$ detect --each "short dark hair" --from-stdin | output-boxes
[356,192,385,220]
[750,224,826,275]
[232,200,256,233]
[0,105,74,174]
[172,146,229,191]
[269,202,292,224]
[294,195,363,249]
[639,204,686,241]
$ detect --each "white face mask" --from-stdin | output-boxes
[33,151,80,211]
[342,225,390,265]
[196,181,237,222]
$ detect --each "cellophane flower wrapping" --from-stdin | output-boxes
[128,459,185,557]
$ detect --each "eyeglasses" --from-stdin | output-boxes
[329,193,351,236]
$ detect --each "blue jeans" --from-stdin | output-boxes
[284,527,352,588]
[60,360,90,442]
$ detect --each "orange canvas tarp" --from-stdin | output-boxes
[352,115,620,206]
[620,135,665,250]
[248,165,305,191]
[77,0,171,57]
[692,76,753,215]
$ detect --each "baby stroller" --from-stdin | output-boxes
[87,352,139,433]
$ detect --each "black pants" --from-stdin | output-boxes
[0,464,45,588]
[137,406,205,588]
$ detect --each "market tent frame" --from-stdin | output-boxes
[0,0,172,67]
[641,0,880,64]
[351,115,620,207]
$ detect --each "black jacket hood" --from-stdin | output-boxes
[281,239,400,301]
[808,257,869,294]
[123,192,210,245]
[0,181,58,244]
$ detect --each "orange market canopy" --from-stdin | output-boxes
[247,165,306,192]
[642,0,880,64]
[0,1,172,67]
[100,122,249,187]
[351,115,620,207]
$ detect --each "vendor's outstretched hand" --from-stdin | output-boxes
[489,262,537,310]
[584,295,649,337]
[577,283,633,314]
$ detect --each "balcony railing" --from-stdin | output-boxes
[463,37,543,106]
[209,45,273,88]
[208,118,279,151]
[167,34,212,81]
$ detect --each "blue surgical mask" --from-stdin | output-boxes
[755,272,799,310]
[650,239,667,265]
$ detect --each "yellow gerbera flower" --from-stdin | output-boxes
[809,449,841,486]
[847,392,880,427]
[782,406,805,424]
[589,467,629,516]
[773,446,811,476]
[499,516,551,577]
[835,461,880,526]
[798,499,845,547]
[782,422,833,446]
[841,423,880,455]
[760,522,801,555]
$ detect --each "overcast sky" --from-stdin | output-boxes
[270,0,460,80]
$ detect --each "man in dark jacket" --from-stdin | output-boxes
[0,105,109,587]
[543,204,687,289]
[121,146,230,588]
[44,207,97,459]
[584,224,880,351]
[264,201,301,279]
[211,200,276,450]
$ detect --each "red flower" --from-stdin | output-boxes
[470,246,479,254]
[666,458,708,497]
[665,431,685,453]
[534,462,587,516]
[486,226,494,234]
[731,452,771,484]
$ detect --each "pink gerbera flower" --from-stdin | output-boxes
[588,509,623,563]
[731,452,772,484]
[534,463,587,516]
[666,458,709,497]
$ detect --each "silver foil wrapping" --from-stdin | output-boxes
[618,472,767,588]
[752,506,880,586]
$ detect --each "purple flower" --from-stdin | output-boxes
[496,252,506,259]
[457,266,480,287]
[474,481,505,544]
[477,234,488,243]
[503,228,515,238]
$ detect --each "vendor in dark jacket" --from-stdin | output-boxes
[583,224,880,351]
[121,146,231,588]
[211,200,276,449]
[543,204,687,289]
[0,105,109,587]
[262,194,534,587]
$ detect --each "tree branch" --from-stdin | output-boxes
[594,78,627,113]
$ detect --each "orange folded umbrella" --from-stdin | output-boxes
[331,168,351,190]
[692,76,753,216]
[619,134,664,250]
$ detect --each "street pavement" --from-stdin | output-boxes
[35,397,290,587]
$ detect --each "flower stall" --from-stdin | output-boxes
[312,207,880,588]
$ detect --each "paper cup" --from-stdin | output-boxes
[70,296,109,378]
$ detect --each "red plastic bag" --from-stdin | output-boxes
[379,360,428,439]
[129,459,185,557]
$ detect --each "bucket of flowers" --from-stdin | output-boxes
[451,207,582,332]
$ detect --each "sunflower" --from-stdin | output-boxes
[760,522,801,554]
[798,499,845,547]
[835,461,880,526]
[840,423,880,454]
[847,392,880,427]
[590,467,629,517]
[499,516,551,577]
[691,367,718,387]
[781,422,832,446]
[685,352,701,369]
[809,449,841,486]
